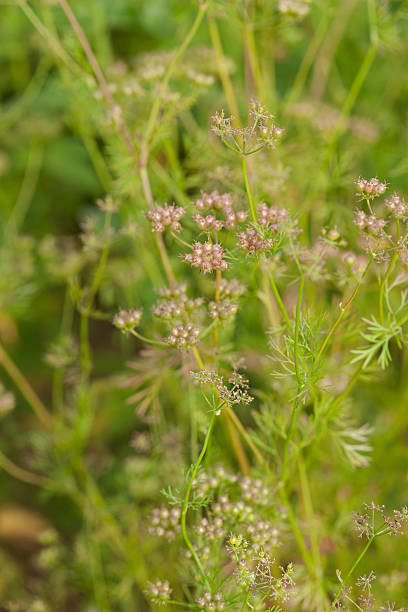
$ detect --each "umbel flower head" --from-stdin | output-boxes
[113,309,142,333]
[146,203,185,232]
[355,177,387,200]
[184,241,229,273]
[167,323,199,349]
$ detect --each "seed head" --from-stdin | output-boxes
[146,203,185,232]
[167,323,199,349]
[184,241,229,273]
[113,309,142,332]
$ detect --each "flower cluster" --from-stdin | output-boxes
[257,203,289,230]
[355,176,387,200]
[153,286,203,321]
[167,323,199,349]
[194,191,247,229]
[146,203,185,232]
[113,308,142,333]
[219,278,246,298]
[144,579,172,606]
[193,213,224,232]
[196,592,225,611]
[191,369,253,409]
[354,210,387,234]
[238,227,272,252]
[194,516,224,540]
[184,241,229,273]
[353,502,408,539]
[208,298,238,321]
[385,193,408,219]
[211,104,284,154]
[149,505,181,541]
[278,0,311,18]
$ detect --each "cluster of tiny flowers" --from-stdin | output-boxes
[385,193,408,219]
[184,241,229,273]
[278,0,311,18]
[167,323,199,349]
[194,516,224,540]
[149,505,181,541]
[353,502,408,539]
[113,308,142,332]
[354,210,387,234]
[212,105,284,153]
[355,177,387,200]
[356,571,376,610]
[248,102,285,148]
[342,251,368,278]
[247,521,280,552]
[238,227,272,252]
[257,203,289,231]
[219,278,246,298]
[240,475,271,507]
[144,580,172,606]
[211,109,234,138]
[194,191,247,230]
[146,203,185,232]
[196,592,225,611]
[191,369,253,408]
[208,298,238,321]
[192,464,239,495]
[153,289,203,320]
[193,213,224,232]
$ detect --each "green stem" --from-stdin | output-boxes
[330,536,375,610]
[241,155,257,222]
[239,590,251,611]
[180,413,215,585]
[140,5,206,163]
[269,275,291,328]
[0,344,52,428]
[379,252,398,325]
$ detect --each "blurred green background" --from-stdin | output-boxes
[1,0,408,609]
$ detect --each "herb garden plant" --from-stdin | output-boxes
[0,0,408,611]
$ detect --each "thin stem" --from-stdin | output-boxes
[213,269,222,346]
[140,5,206,165]
[208,16,241,123]
[0,344,52,428]
[282,277,305,476]
[241,156,257,222]
[330,536,375,610]
[239,590,251,612]
[129,329,167,348]
[0,450,48,486]
[269,275,291,328]
[379,252,398,325]
[315,259,371,368]
[57,0,136,156]
[181,413,215,586]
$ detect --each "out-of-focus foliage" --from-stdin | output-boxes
[0,0,408,610]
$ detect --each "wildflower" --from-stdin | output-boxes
[146,203,185,232]
[196,592,225,611]
[194,517,224,540]
[238,227,272,252]
[385,193,408,219]
[149,505,181,541]
[184,241,229,273]
[211,109,234,138]
[355,177,387,199]
[145,579,172,606]
[193,213,224,232]
[167,323,199,349]
[113,308,143,332]
[257,203,289,230]
[278,0,311,18]
[219,278,246,298]
[208,298,238,321]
